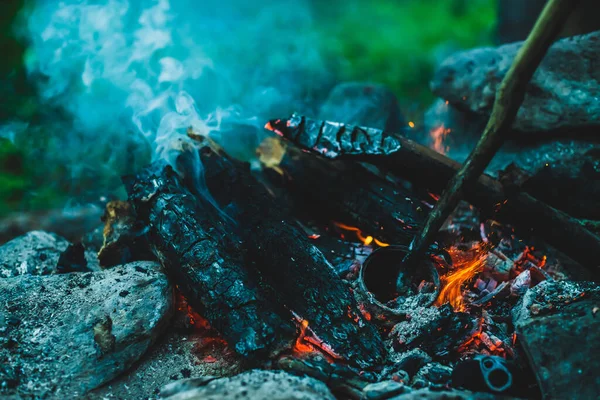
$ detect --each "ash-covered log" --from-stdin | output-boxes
[259,143,426,246]
[124,161,295,358]
[196,145,386,368]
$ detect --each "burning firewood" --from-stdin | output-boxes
[257,142,426,247]
[266,114,600,277]
[124,160,295,358]
[196,144,387,368]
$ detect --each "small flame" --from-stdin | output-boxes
[430,124,451,154]
[333,222,389,247]
[435,244,488,312]
[293,318,314,354]
[291,312,342,361]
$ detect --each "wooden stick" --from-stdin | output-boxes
[403,0,583,267]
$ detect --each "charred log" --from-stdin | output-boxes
[268,114,600,278]
[196,145,387,368]
[260,145,425,246]
[123,161,295,358]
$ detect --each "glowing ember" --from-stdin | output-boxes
[291,312,343,361]
[175,289,211,330]
[430,124,451,154]
[332,222,389,247]
[293,318,315,354]
[435,244,489,312]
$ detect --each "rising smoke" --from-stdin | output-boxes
[18,0,333,201]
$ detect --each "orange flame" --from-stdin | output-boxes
[435,244,488,312]
[430,125,451,154]
[293,319,315,354]
[291,313,343,362]
[333,222,389,247]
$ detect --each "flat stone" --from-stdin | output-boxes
[512,280,600,399]
[0,231,70,277]
[0,262,173,398]
[362,380,407,400]
[390,387,510,399]
[160,369,336,400]
[319,82,405,131]
[431,31,600,133]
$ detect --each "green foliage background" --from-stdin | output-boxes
[0,0,496,217]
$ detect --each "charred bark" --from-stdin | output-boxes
[123,161,295,358]
[197,146,386,368]
[262,146,426,246]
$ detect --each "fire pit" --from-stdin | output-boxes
[2,0,600,398]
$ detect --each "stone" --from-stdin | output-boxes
[411,363,453,389]
[362,380,407,400]
[319,82,405,132]
[386,348,432,377]
[0,262,173,398]
[512,280,600,399]
[160,369,336,400]
[431,31,600,133]
[0,230,101,278]
[0,231,69,277]
[389,388,508,400]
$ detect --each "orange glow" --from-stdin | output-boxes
[293,318,315,354]
[428,192,440,201]
[430,124,451,155]
[332,222,389,247]
[408,121,415,128]
[434,244,488,312]
[291,313,343,362]
[373,238,389,247]
[458,317,506,356]
[175,289,212,330]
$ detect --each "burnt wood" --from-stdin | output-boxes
[197,145,387,368]
[268,115,600,278]
[124,161,295,358]
[262,146,426,246]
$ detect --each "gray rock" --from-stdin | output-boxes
[390,387,507,399]
[0,230,101,278]
[160,369,336,400]
[319,82,405,131]
[387,348,433,377]
[0,262,173,398]
[512,280,600,399]
[0,231,69,277]
[362,381,407,400]
[411,363,453,389]
[431,31,600,133]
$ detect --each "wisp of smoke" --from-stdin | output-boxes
[20,0,332,210]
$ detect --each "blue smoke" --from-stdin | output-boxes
[21,0,332,165]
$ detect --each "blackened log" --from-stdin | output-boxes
[197,146,386,368]
[124,161,294,358]
[268,115,600,278]
[261,145,426,246]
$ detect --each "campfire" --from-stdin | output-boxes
[2,0,600,399]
